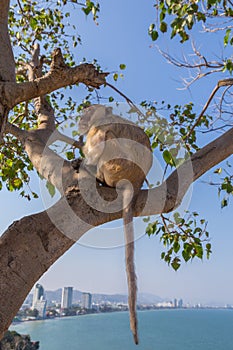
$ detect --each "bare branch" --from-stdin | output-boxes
[16,0,24,13]
[185,79,233,139]
[158,43,224,89]
[158,46,223,70]
[105,82,145,119]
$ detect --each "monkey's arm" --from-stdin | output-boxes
[83,128,105,165]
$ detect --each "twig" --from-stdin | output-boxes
[11,102,29,124]
[105,82,145,119]
[17,0,24,13]
[219,85,232,119]
[184,78,233,140]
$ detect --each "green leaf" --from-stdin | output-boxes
[224,29,231,46]
[195,245,203,259]
[119,64,126,70]
[171,258,181,271]
[182,250,191,262]
[148,24,158,41]
[46,181,56,197]
[151,30,159,41]
[12,178,23,189]
[221,198,228,208]
[66,151,74,160]
[173,212,182,224]
[29,18,38,30]
[160,22,167,33]
[163,150,174,166]
[143,216,150,223]
[173,241,180,253]
[214,168,222,174]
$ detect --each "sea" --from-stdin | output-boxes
[10,309,233,350]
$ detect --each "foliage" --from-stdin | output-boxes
[142,101,212,155]
[214,162,233,208]
[149,0,233,47]
[0,135,38,199]
[139,100,231,269]
[1,0,100,198]
[145,211,211,270]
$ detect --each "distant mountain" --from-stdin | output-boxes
[137,293,163,304]
[92,293,128,304]
[44,289,62,304]
[43,289,163,306]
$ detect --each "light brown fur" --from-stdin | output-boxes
[79,105,152,344]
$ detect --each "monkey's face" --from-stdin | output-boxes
[78,107,94,135]
[78,105,108,135]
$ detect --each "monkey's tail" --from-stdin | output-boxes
[123,187,139,345]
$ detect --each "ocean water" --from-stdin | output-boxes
[10,309,233,350]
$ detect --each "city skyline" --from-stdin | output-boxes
[28,284,233,309]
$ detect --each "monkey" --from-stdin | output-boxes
[78,105,152,344]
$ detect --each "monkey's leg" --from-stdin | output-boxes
[123,188,139,345]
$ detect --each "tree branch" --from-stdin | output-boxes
[1,49,108,109]
[28,44,57,133]
[5,122,83,190]
[0,211,75,337]
[0,0,16,142]
[0,0,15,82]
[5,122,28,140]
[185,79,233,140]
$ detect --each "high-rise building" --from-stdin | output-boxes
[32,284,44,308]
[178,299,183,308]
[81,292,92,309]
[61,287,73,309]
[34,299,47,318]
[32,283,47,318]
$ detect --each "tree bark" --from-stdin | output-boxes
[0,212,74,335]
[0,0,15,140]
[0,0,15,82]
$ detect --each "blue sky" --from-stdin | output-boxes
[1,0,233,306]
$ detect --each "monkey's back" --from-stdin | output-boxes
[96,121,152,189]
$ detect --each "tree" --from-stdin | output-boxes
[0,0,232,339]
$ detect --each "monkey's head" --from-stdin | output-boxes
[78,104,113,135]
